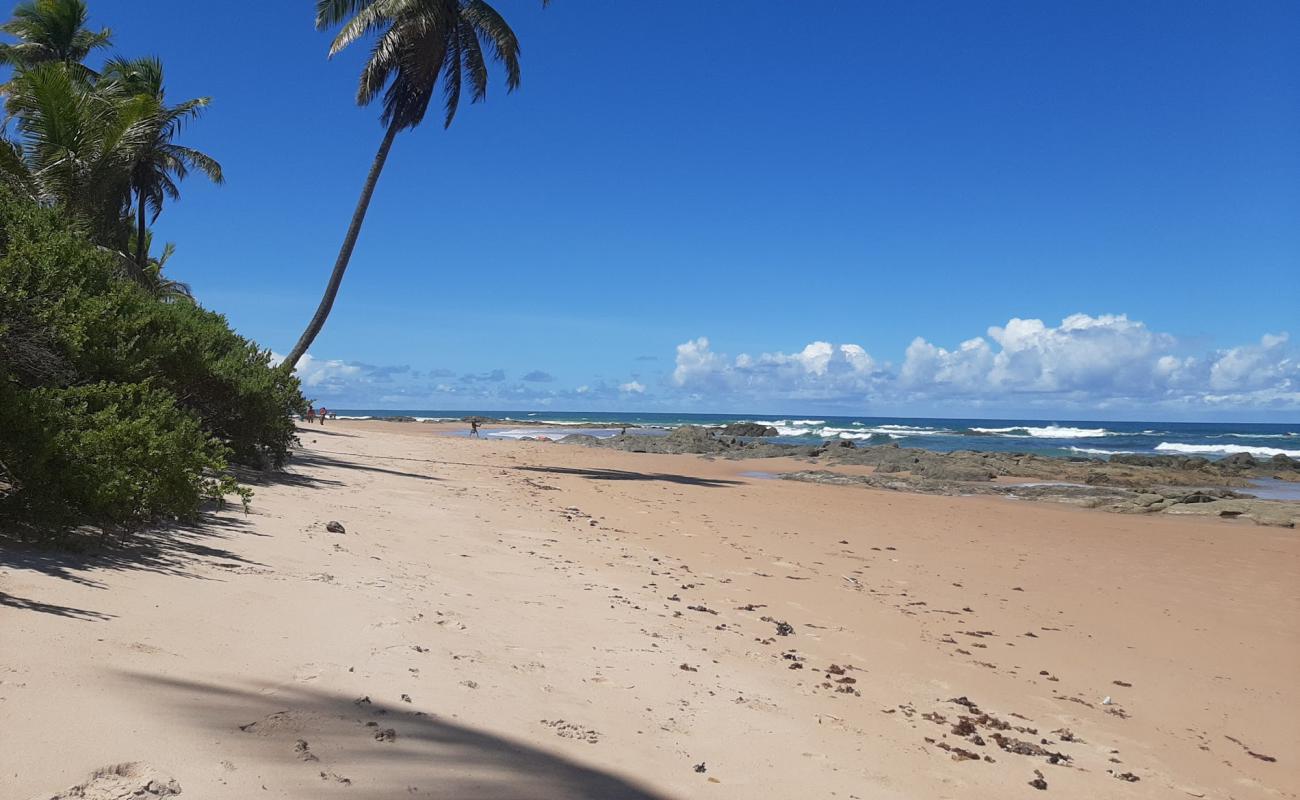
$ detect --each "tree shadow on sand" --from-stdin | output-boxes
[119,673,672,800]
[515,465,742,489]
[0,589,115,620]
[295,426,359,438]
[0,511,268,591]
[291,451,440,482]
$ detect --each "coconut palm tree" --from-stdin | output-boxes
[100,56,224,272]
[0,0,110,78]
[0,61,152,250]
[282,0,543,371]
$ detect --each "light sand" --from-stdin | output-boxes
[2,420,1297,799]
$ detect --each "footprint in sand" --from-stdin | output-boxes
[38,762,181,799]
[541,719,601,744]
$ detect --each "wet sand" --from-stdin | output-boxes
[2,419,1297,799]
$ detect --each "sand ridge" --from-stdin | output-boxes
[2,419,1297,798]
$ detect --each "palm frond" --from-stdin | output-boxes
[458,17,488,105]
[461,0,520,91]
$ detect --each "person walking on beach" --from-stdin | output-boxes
[306,406,316,424]
[318,407,328,425]
[470,419,481,438]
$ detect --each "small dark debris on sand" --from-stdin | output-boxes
[679,663,698,672]
[693,762,707,773]
[687,604,718,614]
[1109,770,1140,781]
[760,615,795,635]
[400,693,412,703]
[374,728,397,742]
[321,771,352,785]
[1226,735,1278,763]
[1112,679,1133,687]
[1028,769,1048,790]
[326,520,346,534]
[294,739,319,762]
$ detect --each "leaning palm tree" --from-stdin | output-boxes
[0,0,110,80]
[100,56,224,271]
[282,0,542,371]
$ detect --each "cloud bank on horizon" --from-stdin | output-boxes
[279,313,1299,418]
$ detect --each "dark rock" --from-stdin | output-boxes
[719,422,779,437]
[558,434,603,446]
[913,462,996,482]
[1219,452,1259,471]
[325,521,346,534]
[820,438,857,450]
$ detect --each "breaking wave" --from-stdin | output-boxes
[969,425,1111,439]
[1155,442,1300,458]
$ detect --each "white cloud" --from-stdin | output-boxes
[270,352,367,390]
[670,337,883,400]
[1209,332,1292,391]
[673,314,1299,411]
[673,337,724,386]
[277,315,1298,415]
[900,313,1176,395]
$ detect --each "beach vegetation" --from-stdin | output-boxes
[0,0,221,289]
[0,191,302,537]
[0,0,300,540]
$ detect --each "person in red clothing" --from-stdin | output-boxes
[306,406,316,424]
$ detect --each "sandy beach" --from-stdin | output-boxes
[2,419,1297,799]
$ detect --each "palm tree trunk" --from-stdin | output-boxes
[134,192,148,273]
[282,122,400,371]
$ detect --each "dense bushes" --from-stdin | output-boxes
[0,192,303,534]
[0,382,244,526]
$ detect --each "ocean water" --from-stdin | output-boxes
[328,410,1300,460]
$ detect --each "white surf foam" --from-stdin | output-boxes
[1155,442,1300,458]
[823,430,900,441]
[487,427,615,440]
[1068,446,1134,455]
[971,425,1110,439]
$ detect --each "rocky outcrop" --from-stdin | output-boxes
[781,471,1300,527]
[1218,452,1259,471]
[1108,454,1213,471]
[558,433,603,447]
[549,429,1300,524]
[718,422,779,437]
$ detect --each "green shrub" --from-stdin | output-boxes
[0,192,304,468]
[0,191,301,533]
[0,381,246,528]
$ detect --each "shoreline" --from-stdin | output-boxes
[2,419,1297,798]
[393,420,1300,527]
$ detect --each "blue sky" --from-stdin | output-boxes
[80,1,1299,418]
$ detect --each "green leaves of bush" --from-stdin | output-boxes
[0,382,245,526]
[0,191,301,534]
